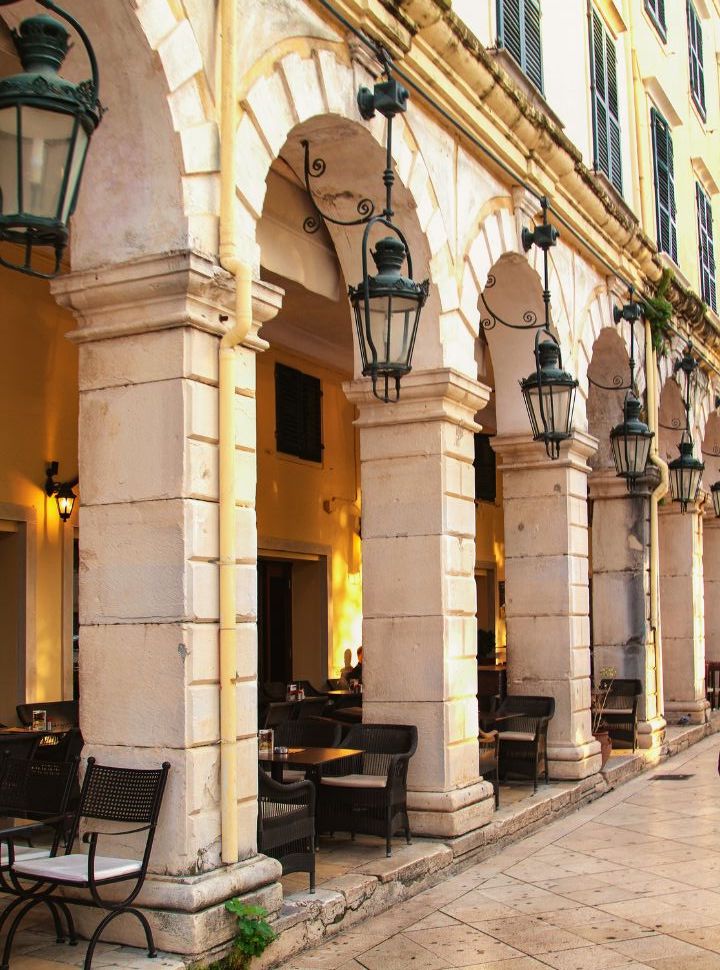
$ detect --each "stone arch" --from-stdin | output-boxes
[0,0,216,270]
[240,47,456,373]
[586,327,632,471]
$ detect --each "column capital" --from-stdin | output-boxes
[588,467,657,500]
[51,250,282,349]
[493,429,598,472]
[344,368,491,431]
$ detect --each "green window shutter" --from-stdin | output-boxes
[645,0,667,40]
[696,182,717,312]
[651,108,677,263]
[497,0,544,93]
[474,434,497,503]
[590,9,623,194]
[687,3,706,118]
[275,363,323,463]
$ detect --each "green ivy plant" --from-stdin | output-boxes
[205,902,276,970]
[641,268,674,356]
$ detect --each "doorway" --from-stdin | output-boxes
[0,522,24,725]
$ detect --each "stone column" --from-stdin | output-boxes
[659,501,708,723]
[493,433,601,780]
[52,252,282,954]
[345,370,496,840]
[704,515,720,663]
[588,470,665,748]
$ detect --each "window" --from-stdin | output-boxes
[275,363,323,462]
[651,109,677,263]
[696,182,717,311]
[497,0,543,93]
[687,2,706,119]
[589,9,622,194]
[645,0,667,41]
[474,434,497,503]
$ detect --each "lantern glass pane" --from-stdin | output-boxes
[611,432,652,478]
[60,123,88,221]
[526,382,574,439]
[19,106,76,219]
[366,294,417,368]
[712,487,720,517]
[0,107,19,215]
[57,493,75,519]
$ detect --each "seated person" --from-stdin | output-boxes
[348,646,363,685]
[339,648,354,687]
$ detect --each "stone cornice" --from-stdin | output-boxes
[588,466,658,500]
[51,251,282,348]
[344,368,490,430]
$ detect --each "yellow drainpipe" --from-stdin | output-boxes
[645,322,669,718]
[218,0,253,866]
[628,6,651,232]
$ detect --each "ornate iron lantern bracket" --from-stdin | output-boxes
[668,345,704,512]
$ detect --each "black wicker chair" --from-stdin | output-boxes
[16,701,78,730]
[257,767,315,892]
[317,723,417,857]
[274,717,342,749]
[495,695,555,792]
[478,729,499,808]
[35,728,83,763]
[263,701,296,728]
[0,735,41,763]
[294,680,328,698]
[597,679,642,751]
[3,757,170,970]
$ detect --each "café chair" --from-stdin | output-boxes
[16,701,79,730]
[478,729,499,808]
[294,680,327,698]
[494,695,555,792]
[296,696,329,719]
[272,717,343,783]
[263,701,296,728]
[317,723,417,857]
[257,767,315,892]
[596,678,642,751]
[3,757,170,970]
[35,728,84,763]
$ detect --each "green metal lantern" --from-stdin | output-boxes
[668,438,704,512]
[711,481,720,517]
[0,0,102,277]
[348,225,428,403]
[520,328,578,459]
[609,393,654,488]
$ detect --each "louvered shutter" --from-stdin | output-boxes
[651,109,677,263]
[687,3,706,118]
[696,182,717,311]
[590,9,623,194]
[645,0,667,39]
[498,0,544,93]
[275,363,323,462]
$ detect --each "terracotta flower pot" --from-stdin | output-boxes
[594,729,612,767]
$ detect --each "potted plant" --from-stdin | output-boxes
[591,666,617,767]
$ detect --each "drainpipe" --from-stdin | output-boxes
[218,0,252,866]
[645,322,669,717]
[628,8,651,232]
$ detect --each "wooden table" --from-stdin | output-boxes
[325,690,362,711]
[259,746,362,783]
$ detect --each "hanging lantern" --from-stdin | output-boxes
[520,329,578,459]
[0,1,102,278]
[668,438,704,512]
[44,460,77,523]
[348,229,428,402]
[609,393,654,488]
[711,482,720,517]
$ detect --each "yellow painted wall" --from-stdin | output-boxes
[0,259,78,715]
[256,345,362,680]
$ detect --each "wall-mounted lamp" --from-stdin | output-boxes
[0,0,103,278]
[44,460,77,522]
[668,346,704,513]
[300,65,428,403]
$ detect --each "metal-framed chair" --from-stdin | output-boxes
[495,695,555,792]
[478,729,499,808]
[317,723,417,857]
[257,767,315,892]
[597,678,642,751]
[3,757,170,970]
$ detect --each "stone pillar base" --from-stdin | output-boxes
[408,780,495,837]
[664,699,710,724]
[548,739,602,780]
[636,715,667,749]
[60,855,282,956]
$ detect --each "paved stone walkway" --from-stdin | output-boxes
[282,733,720,970]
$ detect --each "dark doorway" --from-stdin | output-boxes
[258,559,293,685]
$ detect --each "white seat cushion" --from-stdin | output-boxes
[498,731,536,742]
[1,845,51,866]
[320,774,386,789]
[13,853,142,883]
